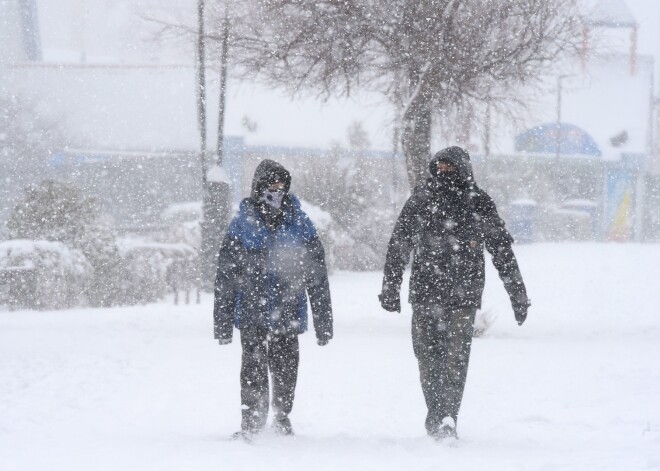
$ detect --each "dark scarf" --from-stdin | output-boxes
[429,172,471,206]
[255,199,285,229]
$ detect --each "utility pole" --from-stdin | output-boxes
[197,0,217,288]
[216,4,229,166]
[199,1,232,289]
[196,0,208,185]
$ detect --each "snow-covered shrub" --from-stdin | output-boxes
[6,180,99,243]
[5,179,128,307]
[299,198,387,271]
[159,201,202,249]
[3,182,203,308]
[80,226,126,307]
[300,199,337,269]
[295,153,399,271]
[117,240,199,304]
[335,206,396,271]
[0,240,91,310]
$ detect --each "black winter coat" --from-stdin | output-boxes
[382,149,528,309]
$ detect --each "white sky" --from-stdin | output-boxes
[29,0,660,151]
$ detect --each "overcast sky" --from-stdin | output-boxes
[625,0,660,58]
[32,0,660,151]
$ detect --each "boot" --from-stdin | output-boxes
[230,430,255,442]
[272,417,294,436]
[430,417,458,441]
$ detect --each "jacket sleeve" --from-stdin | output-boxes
[381,195,420,295]
[303,224,333,342]
[213,230,242,340]
[479,193,529,307]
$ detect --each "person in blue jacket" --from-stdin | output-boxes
[214,159,333,439]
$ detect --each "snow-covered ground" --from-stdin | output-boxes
[1,243,659,471]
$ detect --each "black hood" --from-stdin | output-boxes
[428,146,474,183]
[250,159,292,201]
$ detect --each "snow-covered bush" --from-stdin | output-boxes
[2,183,202,308]
[299,198,387,272]
[6,180,99,243]
[335,206,396,271]
[159,202,202,249]
[295,154,399,271]
[5,179,129,307]
[299,199,337,269]
[117,240,199,304]
[0,240,92,310]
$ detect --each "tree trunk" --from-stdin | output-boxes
[401,93,432,190]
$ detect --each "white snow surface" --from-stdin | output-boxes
[1,243,659,471]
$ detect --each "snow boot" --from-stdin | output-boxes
[272,417,294,436]
[230,430,252,442]
[230,427,261,443]
[430,417,458,441]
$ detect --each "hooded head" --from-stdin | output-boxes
[250,159,292,203]
[429,146,474,183]
[429,146,474,193]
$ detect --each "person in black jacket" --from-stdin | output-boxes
[379,146,530,440]
[214,159,333,439]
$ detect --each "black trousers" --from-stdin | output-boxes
[239,327,299,432]
[411,305,477,435]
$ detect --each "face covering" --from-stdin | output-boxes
[436,171,463,191]
[261,188,286,209]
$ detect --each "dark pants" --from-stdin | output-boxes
[239,327,299,432]
[411,305,477,435]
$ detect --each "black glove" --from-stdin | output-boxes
[317,338,330,346]
[378,291,401,313]
[512,297,531,326]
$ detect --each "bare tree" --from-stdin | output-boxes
[230,0,582,189]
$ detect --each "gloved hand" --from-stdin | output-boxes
[378,290,401,313]
[512,297,531,326]
[317,338,330,346]
[218,338,232,345]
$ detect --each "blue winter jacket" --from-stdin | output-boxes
[213,193,333,341]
